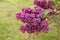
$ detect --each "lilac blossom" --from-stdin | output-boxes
[34,0,56,9]
[19,20,49,34]
[16,7,49,34]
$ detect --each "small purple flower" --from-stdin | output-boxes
[20,25,26,33]
[16,13,21,20]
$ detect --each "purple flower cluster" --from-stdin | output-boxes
[16,7,44,23]
[16,7,49,34]
[16,0,60,34]
[34,0,60,17]
[20,20,49,34]
[34,0,56,9]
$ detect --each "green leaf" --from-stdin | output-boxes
[43,10,51,17]
[52,0,58,5]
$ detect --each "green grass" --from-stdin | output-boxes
[0,0,59,40]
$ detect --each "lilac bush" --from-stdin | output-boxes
[16,0,60,34]
[16,6,49,34]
